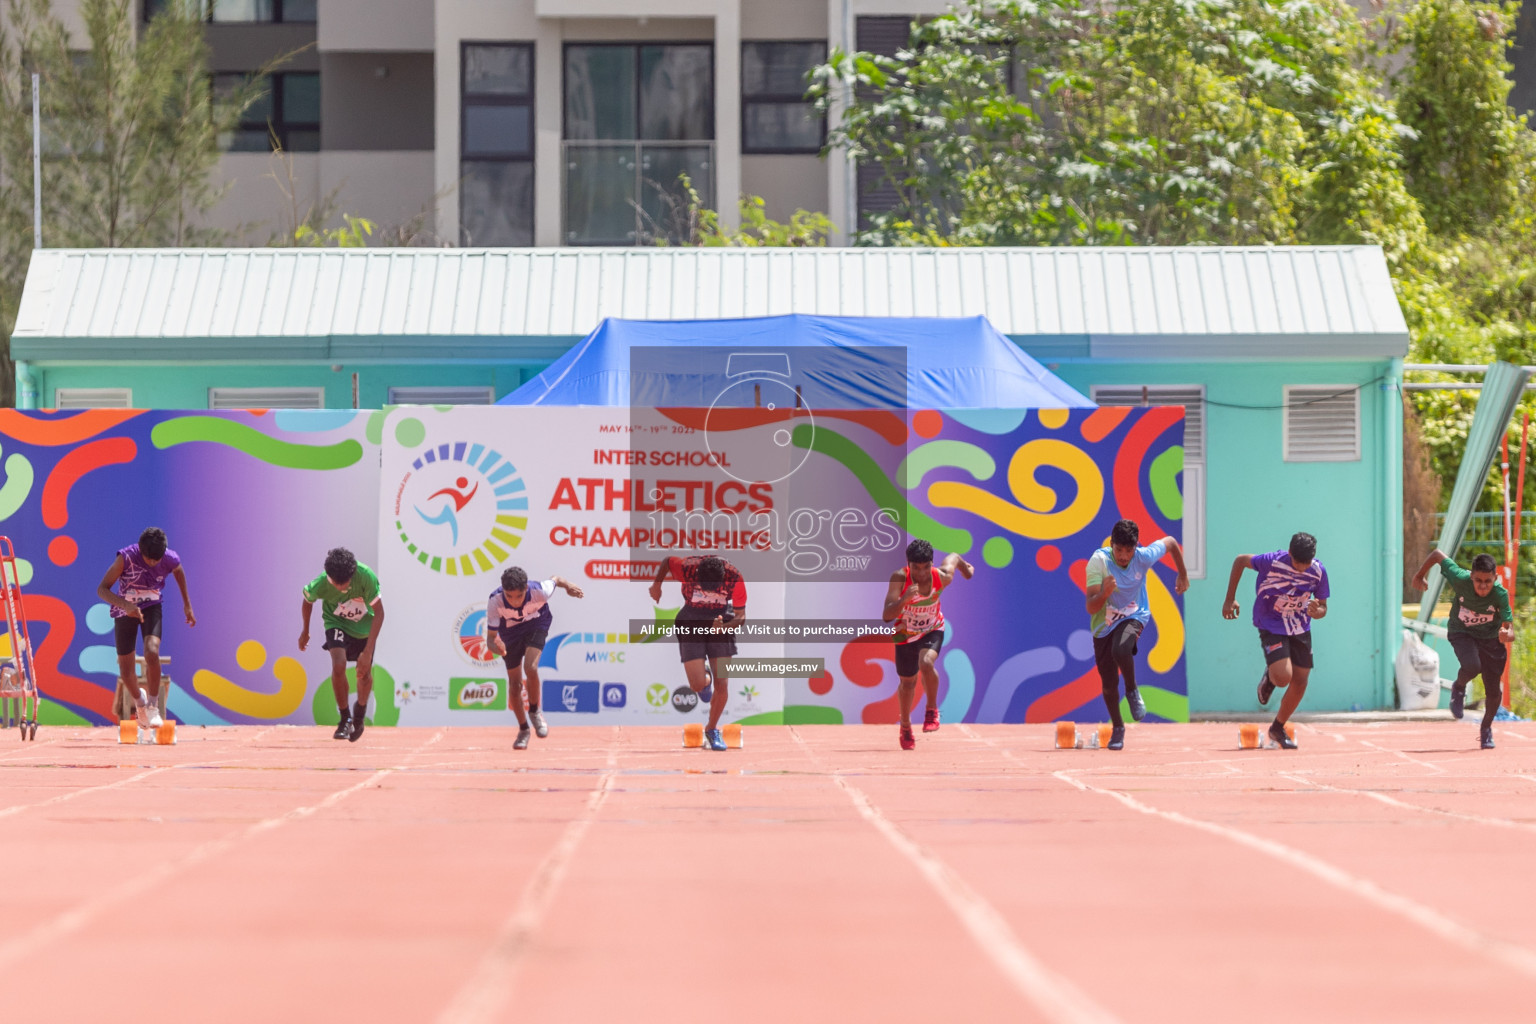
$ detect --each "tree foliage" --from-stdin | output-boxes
[815,0,1536,514]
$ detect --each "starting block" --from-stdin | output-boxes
[115,656,176,744]
[1239,722,1296,749]
[1055,722,1113,749]
[682,722,743,749]
[118,718,177,745]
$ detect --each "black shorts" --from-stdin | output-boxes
[1448,632,1507,679]
[113,604,164,656]
[676,615,737,664]
[1092,618,1144,677]
[895,629,944,677]
[1259,629,1313,669]
[323,628,370,662]
[498,626,548,668]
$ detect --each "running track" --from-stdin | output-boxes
[1,722,1533,1022]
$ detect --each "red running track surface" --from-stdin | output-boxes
[0,721,1534,1023]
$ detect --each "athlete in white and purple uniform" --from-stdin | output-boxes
[485,566,583,750]
[1222,532,1329,750]
[96,527,195,732]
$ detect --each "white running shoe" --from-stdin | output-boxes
[145,699,164,729]
[529,707,548,739]
[135,688,151,729]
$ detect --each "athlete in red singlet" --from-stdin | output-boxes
[881,538,973,750]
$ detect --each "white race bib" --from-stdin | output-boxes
[1273,594,1309,614]
[335,597,369,622]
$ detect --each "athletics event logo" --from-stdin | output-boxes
[394,441,528,575]
[453,605,500,668]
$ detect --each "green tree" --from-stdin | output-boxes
[0,0,265,402]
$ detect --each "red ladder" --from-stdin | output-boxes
[0,537,40,740]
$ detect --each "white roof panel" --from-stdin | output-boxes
[13,245,1410,361]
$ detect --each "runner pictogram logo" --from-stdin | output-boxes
[394,441,528,574]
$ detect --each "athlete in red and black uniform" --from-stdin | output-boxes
[881,539,973,750]
[650,554,747,751]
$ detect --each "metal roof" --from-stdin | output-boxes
[12,245,1408,363]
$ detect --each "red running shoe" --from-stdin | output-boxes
[923,707,941,733]
[900,725,916,751]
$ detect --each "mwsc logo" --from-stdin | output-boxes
[393,441,528,575]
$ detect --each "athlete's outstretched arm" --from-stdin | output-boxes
[172,565,196,626]
[937,552,974,583]
[1410,548,1447,591]
[1222,555,1254,620]
[648,559,671,604]
[552,574,585,599]
[358,599,384,675]
[96,555,140,620]
[1159,538,1190,595]
[881,570,908,623]
[298,598,315,651]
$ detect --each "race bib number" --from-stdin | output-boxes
[335,598,369,622]
[1273,594,1310,614]
[1458,606,1495,627]
[1105,602,1139,624]
[122,587,161,605]
[904,606,937,633]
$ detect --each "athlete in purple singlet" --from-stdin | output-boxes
[96,527,195,731]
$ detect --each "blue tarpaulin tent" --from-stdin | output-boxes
[500,314,1094,408]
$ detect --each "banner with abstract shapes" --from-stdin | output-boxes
[0,405,1182,727]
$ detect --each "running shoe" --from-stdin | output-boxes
[348,703,365,743]
[1268,721,1297,750]
[899,725,915,751]
[705,728,728,751]
[1450,683,1465,721]
[530,707,549,738]
[1107,725,1125,750]
[1257,671,1275,707]
[145,697,164,730]
[699,683,714,703]
[1127,687,1147,722]
[1481,726,1496,750]
[514,725,532,750]
[135,691,151,731]
[332,712,350,740]
[923,708,941,733]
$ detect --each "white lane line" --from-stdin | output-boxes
[436,742,619,1024]
[1052,768,1536,979]
[1280,773,1536,834]
[791,727,1120,1024]
[0,730,444,969]
[0,765,174,821]
[1357,738,1448,775]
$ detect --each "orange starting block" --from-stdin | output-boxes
[683,722,743,749]
[1239,722,1296,749]
[116,656,176,745]
[1055,722,1113,749]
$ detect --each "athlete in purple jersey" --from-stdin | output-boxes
[96,527,195,732]
[1222,532,1328,749]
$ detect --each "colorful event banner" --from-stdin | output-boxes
[0,405,1184,728]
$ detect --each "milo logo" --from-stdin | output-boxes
[449,677,503,710]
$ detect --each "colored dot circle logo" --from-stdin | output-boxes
[394,441,528,574]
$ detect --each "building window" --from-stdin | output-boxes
[216,72,320,152]
[144,0,316,22]
[1283,385,1361,462]
[461,43,535,246]
[563,42,714,244]
[208,387,324,409]
[388,386,496,405]
[54,388,131,409]
[742,41,825,154]
[1091,385,1207,578]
